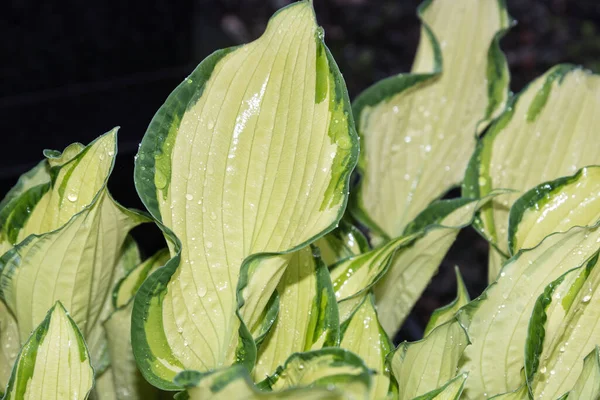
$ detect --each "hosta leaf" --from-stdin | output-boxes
[0,161,49,213]
[464,66,600,281]
[259,348,371,397]
[458,224,600,399]
[488,386,528,399]
[114,248,169,308]
[374,197,492,337]
[563,347,600,400]
[132,0,357,388]
[351,0,510,238]
[331,234,418,321]
[424,266,470,336]
[252,246,338,381]
[524,252,600,398]
[412,373,468,400]
[104,302,159,400]
[508,166,600,255]
[390,318,469,400]
[0,131,148,370]
[177,365,358,400]
[340,294,393,400]
[0,301,19,394]
[2,302,93,400]
[315,219,369,266]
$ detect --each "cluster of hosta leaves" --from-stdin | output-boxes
[1,0,600,399]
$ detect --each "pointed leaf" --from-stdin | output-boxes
[340,294,393,400]
[464,66,600,280]
[351,0,510,238]
[508,166,600,255]
[132,1,358,387]
[252,246,338,381]
[390,318,469,400]
[424,266,470,336]
[458,224,600,398]
[2,302,93,400]
[524,252,600,398]
[0,131,148,370]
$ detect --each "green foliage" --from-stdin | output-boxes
[1,0,600,399]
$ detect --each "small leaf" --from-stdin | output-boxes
[2,302,94,400]
[424,266,470,336]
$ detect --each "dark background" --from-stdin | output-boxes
[2,0,599,342]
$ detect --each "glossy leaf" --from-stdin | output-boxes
[390,318,469,400]
[2,302,93,400]
[252,246,338,381]
[339,294,393,400]
[132,0,358,387]
[464,66,600,281]
[351,0,510,238]
[458,224,600,398]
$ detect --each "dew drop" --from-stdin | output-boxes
[206,241,213,249]
[582,295,592,303]
[198,287,207,297]
[185,193,193,201]
[67,193,78,202]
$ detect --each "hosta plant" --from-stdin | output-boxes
[1,0,599,399]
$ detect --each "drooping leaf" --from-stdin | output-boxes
[0,161,50,213]
[464,66,600,281]
[508,166,600,255]
[390,318,469,400]
[351,0,510,239]
[259,348,371,397]
[424,266,470,336]
[374,196,493,337]
[176,364,359,400]
[339,294,393,400]
[2,302,94,400]
[132,0,358,388]
[458,224,600,399]
[104,302,159,400]
[0,131,148,371]
[315,219,369,266]
[0,300,19,394]
[330,234,418,321]
[524,252,600,398]
[252,246,338,381]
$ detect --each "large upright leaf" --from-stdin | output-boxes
[464,66,600,281]
[132,0,357,389]
[0,131,147,369]
[339,294,393,400]
[390,318,469,400]
[458,224,600,399]
[351,0,510,238]
[2,302,94,400]
[252,246,338,381]
[508,166,600,255]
